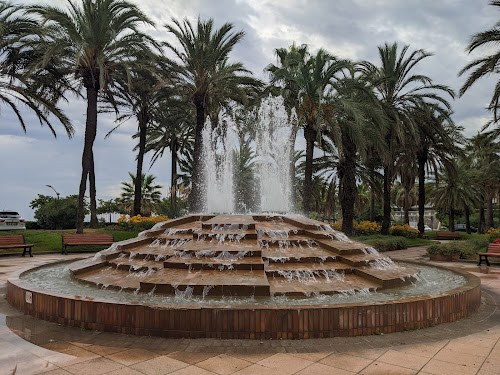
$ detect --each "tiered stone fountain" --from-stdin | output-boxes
[69,215,418,297]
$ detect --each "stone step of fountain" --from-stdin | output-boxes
[174,240,262,256]
[107,258,163,272]
[155,234,194,241]
[140,269,270,296]
[119,247,176,260]
[264,261,352,275]
[76,266,144,291]
[194,230,257,241]
[261,246,336,263]
[337,254,390,267]
[354,265,419,288]
[303,229,338,240]
[258,235,319,247]
[164,256,265,271]
[201,223,256,230]
[315,239,367,255]
[204,215,257,229]
[268,273,381,296]
[254,221,303,234]
[161,227,196,235]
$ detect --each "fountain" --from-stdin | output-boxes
[6,96,481,339]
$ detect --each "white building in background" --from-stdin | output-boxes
[392,206,442,230]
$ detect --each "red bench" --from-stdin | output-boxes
[477,243,500,266]
[436,232,460,240]
[0,235,34,257]
[61,234,114,255]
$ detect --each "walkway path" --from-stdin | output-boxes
[1,249,499,375]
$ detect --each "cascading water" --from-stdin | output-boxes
[200,96,296,213]
[254,96,296,213]
[201,116,235,213]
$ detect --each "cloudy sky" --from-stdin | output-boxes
[0,0,498,220]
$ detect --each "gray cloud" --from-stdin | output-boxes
[1,0,497,219]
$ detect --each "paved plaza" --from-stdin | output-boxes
[1,247,499,375]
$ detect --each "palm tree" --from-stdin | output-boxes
[362,42,454,234]
[105,57,170,217]
[293,50,351,215]
[29,0,158,233]
[0,1,73,136]
[164,17,262,212]
[459,1,500,121]
[326,66,386,235]
[120,172,162,216]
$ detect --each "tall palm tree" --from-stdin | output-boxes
[164,17,262,212]
[459,1,500,121]
[326,66,386,234]
[105,57,170,217]
[0,1,73,136]
[362,42,454,234]
[29,0,158,233]
[120,172,162,216]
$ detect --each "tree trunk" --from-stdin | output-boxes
[189,96,205,212]
[449,206,455,233]
[76,86,98,234]
[381,165,392,235]
[403,189,410,225]
[133,113,148,217]
[339,136,357,235]
[369,188,375,222]
[465,205,471,234]
[479,205,485,234]
[89,152,98,228]
[170,137,178,214]
[303,125,316,216]
[417,153,426,238]
[487,195,494,230]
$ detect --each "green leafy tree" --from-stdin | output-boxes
[164,17,262,212]
[29,0,158,233]
[30,194,80,229]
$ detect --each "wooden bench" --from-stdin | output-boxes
[0,235,34,257]
[436,232,460,240]
[61,234,114,255]
[477,243,500,266]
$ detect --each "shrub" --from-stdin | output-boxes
[487,228,500,242]
[117,214,170,231]
[329,221,381,235]
[427,238,488,259]
[361,235,408,252]
[25,221,41,230]
[390,224,419,239]
[426,243,461,256]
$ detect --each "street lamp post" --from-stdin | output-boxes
[46,185,60,199]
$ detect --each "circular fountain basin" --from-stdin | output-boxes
[6,215,481,339]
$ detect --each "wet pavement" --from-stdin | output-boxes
[1,248,500,375]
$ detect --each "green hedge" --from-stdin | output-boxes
[358,235,408,252]
[426,238,489,259]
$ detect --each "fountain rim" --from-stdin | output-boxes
[7,258,481,311]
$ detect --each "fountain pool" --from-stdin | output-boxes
[7,214,481,339]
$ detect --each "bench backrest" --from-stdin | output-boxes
[437,232,459,237]
[487,243,500,254]
[63,234,114,244]
[0,235,25,245]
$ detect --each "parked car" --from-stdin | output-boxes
[0,211,26,230]
[454,224,478,233]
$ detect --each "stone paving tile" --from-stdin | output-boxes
[319,353,373,373]
[42,369,74,375]
[421,358,481,375]
[62,357,123,375]
[360,361,418,374]
[130,355,189,375]
[376,349,430,371]
[433,347,485,368]
[295,362,355,374]
[196,354,252,375]
[255,353,313,374]
[105,348,160,366]
[169,366,217,375]
[231,363,289,375]
[166,351,218,364]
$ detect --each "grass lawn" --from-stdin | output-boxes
[0,228,140,254]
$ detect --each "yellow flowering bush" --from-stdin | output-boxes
[486,227,500,241]
[390,224,419,239]
[329,221,381,235]
[117,214,169,231]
